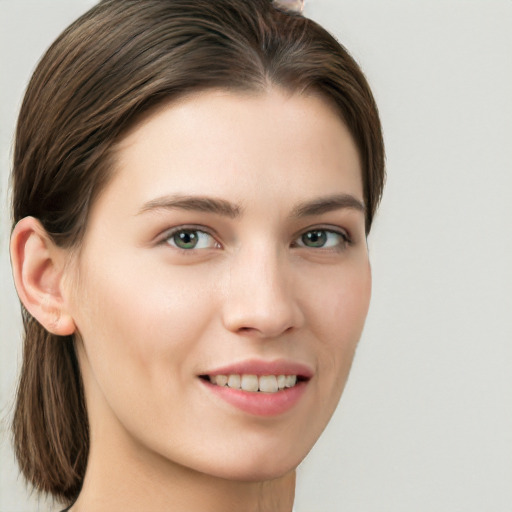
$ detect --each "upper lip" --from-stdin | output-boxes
[199,358,314,379]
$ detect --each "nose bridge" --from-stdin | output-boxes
[222,241,303,337]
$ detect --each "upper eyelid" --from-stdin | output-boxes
[160,226,221,252]
[293,228,350,249]
[292,224,351,241]
[160,225,219,240]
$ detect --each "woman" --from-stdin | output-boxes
[9,0,384,510]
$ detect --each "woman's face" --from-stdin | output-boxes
[67,88,371,481]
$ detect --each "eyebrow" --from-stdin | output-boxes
[138,194,242,218]
[138,193,364,218]
[291,194,365,217]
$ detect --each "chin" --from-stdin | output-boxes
[209,461,298,483]
[195,441,308,483]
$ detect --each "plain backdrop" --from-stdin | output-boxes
[1,1,511,511]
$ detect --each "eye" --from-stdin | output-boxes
[164,228,220,250]
[294,228,350,250]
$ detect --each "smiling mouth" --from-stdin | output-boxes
[199,374,307,393]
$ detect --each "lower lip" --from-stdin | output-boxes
[199,378,308,417]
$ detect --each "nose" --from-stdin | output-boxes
[221,245,305,339]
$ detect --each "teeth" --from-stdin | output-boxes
[227,374,241,389]
[259,375,278,393]
[215,375,228,386]
[241,374,259,392]
[208,374,299,393]
[285,375,297,388]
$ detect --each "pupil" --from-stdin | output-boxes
[176,231,197,248]
[304,231,326,247]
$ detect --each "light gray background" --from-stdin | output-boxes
[1,1,511,511]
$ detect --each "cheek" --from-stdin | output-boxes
[310,257,371,333]
[332,262,372,340]
[72,257,217,395]
[308,258,371,385]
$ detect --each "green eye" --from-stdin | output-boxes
[173,230,199,249]
[301,230,328,248]
[166,229,217,250]
[297,229,348,249]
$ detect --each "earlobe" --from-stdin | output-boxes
[10,217,76,336]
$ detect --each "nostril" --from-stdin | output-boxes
[221,282,305,338]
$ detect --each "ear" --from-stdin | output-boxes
[10,217,76,336]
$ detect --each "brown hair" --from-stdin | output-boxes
[11,0,385,505]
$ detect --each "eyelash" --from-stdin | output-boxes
[162,226,221,253]
[291,228,351,251]
[160,225,352,254]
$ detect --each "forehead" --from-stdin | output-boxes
[96,88,363,218]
